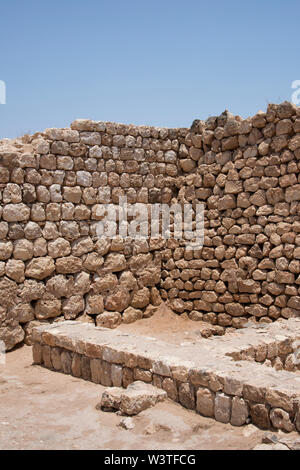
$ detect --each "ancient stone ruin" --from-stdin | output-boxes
[2,100,300,434]
[1,101,300,352]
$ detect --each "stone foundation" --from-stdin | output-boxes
[32,318,300,432]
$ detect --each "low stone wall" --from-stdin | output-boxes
[1,100,300,350]
[32,319,300,432]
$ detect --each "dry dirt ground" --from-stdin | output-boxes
[0,309,282,450]
[116,304,221,343]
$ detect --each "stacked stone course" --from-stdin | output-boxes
[161,102,300,329]
[0,120,180,349]
[1,101,300,350]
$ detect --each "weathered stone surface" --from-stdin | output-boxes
[92,273,118,293]
[83,253,104,272]
[214,393,231,424]
[14,302,34,323]
[62,296,85,319]
[48,238,71,258]
[161,377,178,401]
[23,320,47,345]
[3,204,30,222]
[238,280,261,294]
[143,305,158,318]
[122,307,143,324]
[35,295,61,319]
[13,239,34,261]
[42,345,52,369]
[90,358,102,384]
[30,318,300,432]
[46,275,73,298]
[196,387,215,417]
[5,259,25,282]
[119,271,137,290]
[0,322,25,351]
[25,257,55,280]
[180,159,196,172]
[74,272,91,294]
[55,256,82,274]
[61,350,72,374]
[111,364,123,387]
[81,355,91,381]
[100,387,123,411]
[265,389,293,413]
[131,287,150,309]
[0,241,13,260]
[32,342,42,364]
[105,288,131,312]
[86,294,104,315]
[19,280,46,302]
[270,408,294,432]
[250,403,271,429]
[119,417,135,430]
[96,311,121,329]
[104,253,126,272]
[178,383,195,410]
[51,347,62,370]
[230,397,249,426]
[120,381,167,416]
[71,353,82,377]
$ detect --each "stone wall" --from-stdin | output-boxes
[0,120,180,349]
[162,102,300,328]
[1,100,300,350]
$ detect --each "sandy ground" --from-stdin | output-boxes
[0,344,268,450]
[117,304,229,344]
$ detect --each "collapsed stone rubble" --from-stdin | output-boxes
[253,431,300,450]
[100,381,167,415]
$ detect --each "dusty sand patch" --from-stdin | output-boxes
[116,303,228,344]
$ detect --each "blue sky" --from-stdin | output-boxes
[0,0,299,138]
